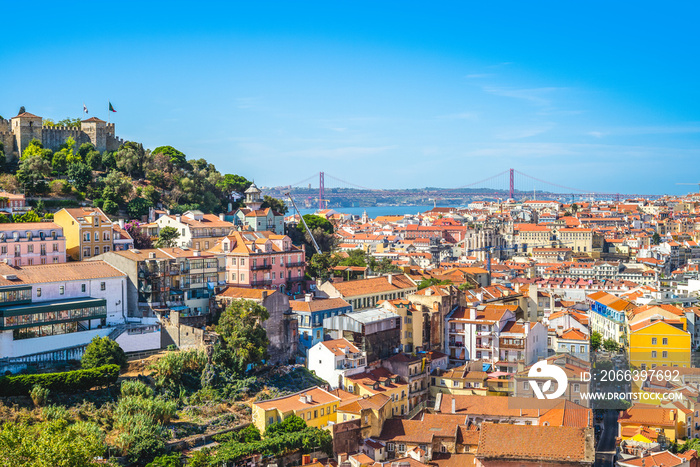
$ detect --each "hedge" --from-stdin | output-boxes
[0,364,120,396]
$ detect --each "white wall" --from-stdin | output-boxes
[115,326,161,353]
[29,275,127,325]
[0,327,111,359]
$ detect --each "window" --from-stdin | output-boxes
[36,288,41,297]
[663,351,668,358]
[231,258,237,265]
[523,381,529,390]
[27,245,33,253]
[574,383,580,393]
[241,274,245,281]
[100,282,106,291]
[398,444,406,453]
[652,351,657,358]
[53,243,58,252]
[205,241,209,249]
[307,412,311,421]
[103,231,110,241]
[81,284,86,292]
[271,257,275,265]
[83,232,90,242]
[95,246,99,256]
[59,286,65,295]
[441,446,446,453]
[652,338,657,345]
[663,338,668,345]
[0,246,5,254]
[321,408,324,416]
[231,273,236,281]
[387,443,395,452]
[313,410,317,418]
[104,246,110,253]
[241,259,245,266]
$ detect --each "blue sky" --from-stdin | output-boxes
[1,2,699,194]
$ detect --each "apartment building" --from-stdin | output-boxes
[54,207,115,261]
[212,230,306,294]
[381,353,430,412]
[252,386,342,432]
[0,261,129,360]
[324,308,401,363]
[94,248,226,319]
[290,295,351,353]
[344,367,409,418]
[0,222,66,266]
[155,210,234,250]
[318,274,417,311]
[308,338,367,389]
[587,291,634,346]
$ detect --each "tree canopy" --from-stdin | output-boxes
[81,336,127,369]
[214,299,269,375]
[155,226,180,248]
[261,195,288,214]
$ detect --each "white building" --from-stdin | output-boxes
[308,338,367,389]
[0,261,158,364]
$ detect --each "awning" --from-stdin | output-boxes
[170,305,188,312]
[169,290,183,295]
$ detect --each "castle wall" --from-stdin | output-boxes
[41,127,83,152]
[0,132,14,160]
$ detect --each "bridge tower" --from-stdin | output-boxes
[509,168,514,199]
[319,171,325,210]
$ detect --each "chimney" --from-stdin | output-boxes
[302,454,312,465]
[149,252,156,259]
[305,293,313,302]
[307,394,313,403]
[219,213,225,221]
[469,308,476,320]
[118,219,125,229]
[228,202,233,212]
[262,290,268,300]
[338,453,348,463]
[451,397,456,414]
[387,274,393,285]
[176,214,182,223]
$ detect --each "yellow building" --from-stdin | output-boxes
[618,404,685,443]
[628,319,691,371]
[344,367,409,417]
[54,207,114,261]
[251,386,341,432]
[430,363,490,398]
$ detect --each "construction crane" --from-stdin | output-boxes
[676,182,700,192]
[285,192,322,255]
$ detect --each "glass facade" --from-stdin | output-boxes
[0,288,31,305]
[0,299,107,330]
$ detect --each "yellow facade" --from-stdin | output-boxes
[251,387,340,432]
[54,208,113,261]
[344,375,408,417]
[628,320,691,371]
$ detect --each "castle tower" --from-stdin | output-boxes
[80,117,108,152]
[10,112,43,159]
[244,183,263,210]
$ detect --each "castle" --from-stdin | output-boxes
[0,112,124,160]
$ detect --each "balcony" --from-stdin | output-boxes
[287,275,305,282]
[251,279,272,287]
[286,261,306,268]
[251,263,272,271]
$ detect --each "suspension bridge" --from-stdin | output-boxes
[268,168,664,210]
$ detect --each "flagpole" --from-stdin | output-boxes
[108,100,110,124]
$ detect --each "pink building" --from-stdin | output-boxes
[0,191,27,215]
[0,222,66,266]
[211,231,306,294]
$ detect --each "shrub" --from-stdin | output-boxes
[102,199,119,215]
[114,395,176,426]
[120,379,154,398]
[30,384,49,407]
[82,336,127,369]
[149,349,207,389]
[0,364,120,396]
[115,412,170,463]
[147,453,182,467]
[41,404,70,422]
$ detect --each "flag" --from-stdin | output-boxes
[83,103,88,114]
[109,102,116,113]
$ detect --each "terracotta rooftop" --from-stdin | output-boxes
[0,261,125,286]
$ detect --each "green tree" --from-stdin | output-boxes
[264,414,305,437]
[337,249,367,268]
[81,336,127,369]
[18,106,25,114]
[101,170,133,205]
[57,117,81,128]
[146,453,182,467]
[214,299,269,375]
[127,197,152,219]
[590,331,602,351]
[300,214,333,234]
[67,162,93,192]
[155,226,180,248]
[239,424,262,443]
[152,145,187,167]
[16,156,51,193]
[217,174,251,195]
[602,338,619,352]
[0,419,105,466]
[101,151,117,170]
[102,199,119,215]
[261,195,288,214]
[14,210,41,223]
[417,278,452,290]
[115,141,148,178]
[571,203,579,214]
[652,232,661,245]
[308,252,336,280]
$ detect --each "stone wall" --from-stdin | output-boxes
[332,419,362,457]
[160,312,207,350]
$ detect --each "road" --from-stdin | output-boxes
[595,409,618,467]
